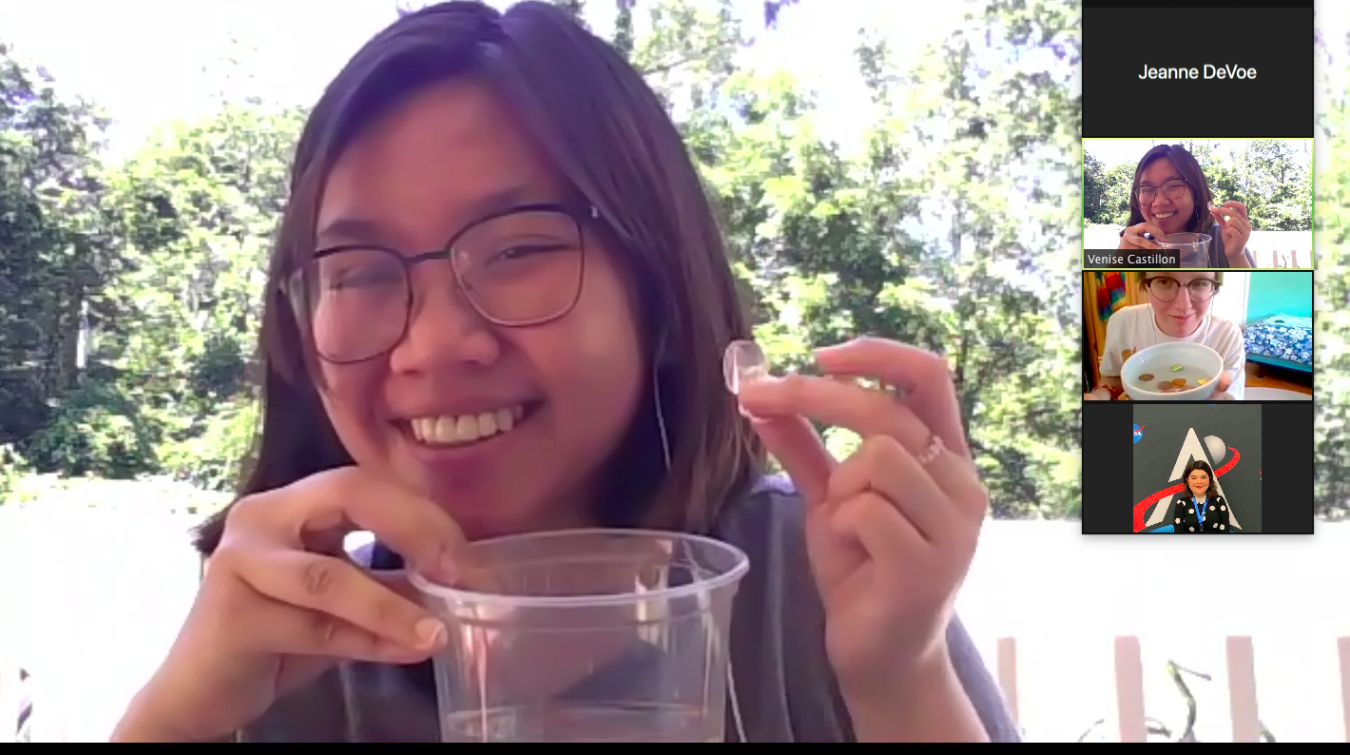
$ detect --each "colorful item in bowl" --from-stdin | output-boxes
[1120,341,1224,401]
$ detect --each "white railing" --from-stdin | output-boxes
[8,633,1350,742]
[1082,226,1313,268]
[995,635,1350,743]
[1243,231,1314,268]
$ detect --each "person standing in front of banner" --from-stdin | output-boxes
[1084,271,1246,401]
[1168,461,1233,534]
[1116,144,1256,269]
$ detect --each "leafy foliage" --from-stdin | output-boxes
[0,442,29,500]
[1313,19,1350,521]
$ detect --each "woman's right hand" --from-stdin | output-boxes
[112,467,467,742]
[1118,221,1166,251]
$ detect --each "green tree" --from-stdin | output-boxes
[1314,17,1350,520]
[0,42,116,446]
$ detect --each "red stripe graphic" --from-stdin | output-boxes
[1132,447,1240,533]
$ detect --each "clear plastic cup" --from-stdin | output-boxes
[409,529,750,743]
[1155,232,1212,268]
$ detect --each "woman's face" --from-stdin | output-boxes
[1187,468,1210,497]
[1143,272,1215,338]
[312,79,645,540]
[1138,157,1195,236]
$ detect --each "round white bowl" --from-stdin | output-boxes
[1120,341,1224,401]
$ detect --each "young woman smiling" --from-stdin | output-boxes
[1116,144,1256,269]
[1085,271,1246,401]
[109,1,1016,744]
[1166,461,1235,534]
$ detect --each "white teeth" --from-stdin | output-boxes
[434,416,456,441]
[1154,212,1175,219]
[409,405,526,446]
[476,412,497,439]
[454,415,479,441]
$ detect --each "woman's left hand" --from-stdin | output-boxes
[1210,201,1252,263]
[736,337,989,703]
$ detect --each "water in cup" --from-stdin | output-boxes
[411,529,750,743]
[1154,232,1212,268]
[441,703,720,743]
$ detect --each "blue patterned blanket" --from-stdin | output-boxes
[1242,314,1313,368]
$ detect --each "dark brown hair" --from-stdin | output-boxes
[194,0,764,555]
[1127,144,1214,233]
[1183,460,1219,501]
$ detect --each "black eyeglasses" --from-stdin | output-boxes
[285,202,596,364]
[1143,276,1218,302]
[1137,179,1190,203]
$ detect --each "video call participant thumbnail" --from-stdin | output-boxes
[1085,272,1245,402]
[1115,144,1256,269]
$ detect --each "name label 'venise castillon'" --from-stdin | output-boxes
[1138,64,1258,80]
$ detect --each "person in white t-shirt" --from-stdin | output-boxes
[1084,271,1245,401]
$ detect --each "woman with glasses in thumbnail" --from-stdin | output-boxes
[1167,460,1232,533]
[1084,272,1246,401]
[1116,144,1256,269]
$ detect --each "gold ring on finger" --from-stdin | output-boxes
[829,375,908,401]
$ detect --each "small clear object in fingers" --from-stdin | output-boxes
[723,339,769,395]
